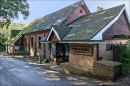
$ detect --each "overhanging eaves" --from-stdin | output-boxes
[46,27,61,41]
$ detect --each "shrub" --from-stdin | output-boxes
[43,59,49,63]
[118,40,130,73]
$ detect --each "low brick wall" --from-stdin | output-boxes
[60,62,93,77]
[93,61,122,81]
[60,61,122,81]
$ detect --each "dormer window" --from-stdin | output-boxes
[80,9,83,13]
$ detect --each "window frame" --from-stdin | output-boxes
[25,38,27,47]
[31,37,33,47]
[38,36,41,48]
[80,9,83,13]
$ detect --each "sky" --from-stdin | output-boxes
[13,0,130,24]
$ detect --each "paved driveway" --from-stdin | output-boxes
[0,56,118,86]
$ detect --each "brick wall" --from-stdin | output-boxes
[7,45,13,54]
[24,34,30,55]
[103,12,130,40]
[93,61,122,81]
[62,5,87,25]
[29,33,36,56]
[60,60,122,81]
[69,43,97,69]
[99,39,128,61]
[24,30,50,59]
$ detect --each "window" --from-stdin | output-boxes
[106,44,113,51]
[64,44,69,57]
[25,38,27,47]
[38,36,41,48]
[80,9,82,13]
[31,37,33,47]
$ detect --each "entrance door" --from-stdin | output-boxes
[50,43,56,58]
[56,43,69,62]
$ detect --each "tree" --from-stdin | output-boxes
[0,0,29,28]
[117,36,130,73]
[0,33,7,51]
[0,22,24,51]
[0,22,24,39]
[96,6,103,12]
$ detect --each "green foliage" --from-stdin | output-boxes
[0,33,7,51]
[11,30,21,38]
[0,0,29,28]
[114,35,130,39]
[118,39,130,73]
[44,59,49,63]
[0,23,24,40]
[6,17,45,44]
[0,22,24,51]
[18,17,44,35]
[96,6,103,12]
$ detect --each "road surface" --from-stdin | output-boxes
[0,56,115,86]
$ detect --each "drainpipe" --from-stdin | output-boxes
[29,34,30,55]
[44,32,46,59]
[35,33,37,57]
[23,35,26,56]
[97,44,99,61]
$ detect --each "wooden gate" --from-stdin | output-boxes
[113,45,126,62]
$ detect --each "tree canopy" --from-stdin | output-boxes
[96,6,103,12]
[0,22,24,51]
[0,0,29,28]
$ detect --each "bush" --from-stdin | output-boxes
[118,40,130,73]
[0,46,5,52]
[43,59,49,63]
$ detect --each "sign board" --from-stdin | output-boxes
[70,46,93,55]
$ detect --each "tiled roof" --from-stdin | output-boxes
[31,0,81,32]
[63,4,125,40]
[52,25,72,40]
[35,1,81,31]
[6,1,82,44]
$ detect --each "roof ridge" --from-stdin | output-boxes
[24,0,82,28]
[67,4,125,26]
[41,0,81,18]
[36,0,82,30]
